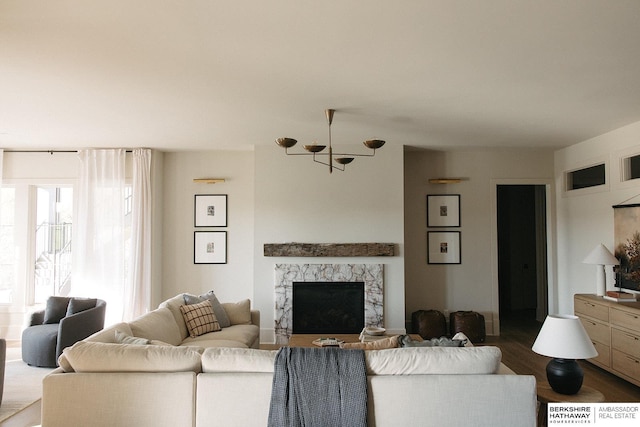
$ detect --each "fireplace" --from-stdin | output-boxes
[274,264,383,344]
[292,282,365,334]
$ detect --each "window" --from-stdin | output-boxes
[34,186,73,304]
[622,153,640,182]
[0,186,16,304]
[566,164,606,190]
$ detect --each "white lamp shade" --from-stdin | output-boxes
[582,243,619,265]
[532,315,598,359]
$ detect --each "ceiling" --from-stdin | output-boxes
[2,1,640,152]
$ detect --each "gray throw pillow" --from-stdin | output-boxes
[183,291,231,328]
[43,296,71,324]
[66,298,97,316]
[399,335,466,347]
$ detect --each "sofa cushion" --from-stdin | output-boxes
[84,322,133,343]
[201,348,278,373]
[129,307,182,346]
[115,330,151,345]
[184,291,231,328]
[65,298,97,316]
[59,341,202,373]
[221,299,251,325]
[43,296,71,324]
[364,346,502,375]
[159,294,191,341]
[180,300,221,338]
[181,324,259,349]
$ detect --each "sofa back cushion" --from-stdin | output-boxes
[201,348,278,373]
[59,341,202,373]
[84,322,133,343]
[129,307,182,346]
[221,299,252,325]
[159,294,191,341]
[365,346,502,375]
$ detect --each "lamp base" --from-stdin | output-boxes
[546,358,584,395]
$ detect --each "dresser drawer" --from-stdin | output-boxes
[612,327,640,359]
[575,297,609,322]
[589,340,611,367]
[579,316,610,345]
[611,307,640,334]
[612,349,640,382]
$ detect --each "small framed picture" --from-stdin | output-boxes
[427,194,460,227]
[427,231,461,264]
[195,194,227,227]
[194,231,227,264]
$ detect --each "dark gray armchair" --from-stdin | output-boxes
[21,297,106,367]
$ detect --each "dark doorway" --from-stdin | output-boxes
[497,185,548,323]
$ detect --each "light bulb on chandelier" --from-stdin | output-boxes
[275,109,386,173]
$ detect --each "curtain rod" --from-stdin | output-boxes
[4,149,133,153]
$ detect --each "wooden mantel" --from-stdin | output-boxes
[263,243,396,257]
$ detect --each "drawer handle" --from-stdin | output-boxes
[626,355,640,364]
[622,312,639,320]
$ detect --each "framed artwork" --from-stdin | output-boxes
[613,203,640,292]
[427,231,461,264]
[195,194,227,227]
[194,231,227,264]
[427,194,460,227]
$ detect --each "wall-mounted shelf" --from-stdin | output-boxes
[264,243,396,257]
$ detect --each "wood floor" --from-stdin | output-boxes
[489,312,640,402]
[3,315,638,426]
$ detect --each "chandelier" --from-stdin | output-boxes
[275,109,385,173]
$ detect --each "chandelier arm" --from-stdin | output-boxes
[331,150,379,157]
[312,155,346,171]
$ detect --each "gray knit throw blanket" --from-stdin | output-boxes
[267,346,368,427]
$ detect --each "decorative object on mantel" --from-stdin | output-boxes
[532,314,598,395]
[582,243,619,296]
[264,243,395,257]
[275,109,385,174]
[426,194,460,227]
[193,178,225,184]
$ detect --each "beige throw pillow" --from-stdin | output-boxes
[221,299,251,325]
[180,300,221,338]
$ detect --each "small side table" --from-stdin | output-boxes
[537,383,605,427]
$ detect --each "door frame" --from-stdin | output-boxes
[490,178,557,335]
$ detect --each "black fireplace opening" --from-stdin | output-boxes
[292,281,365,334]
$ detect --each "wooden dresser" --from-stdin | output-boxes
[574,294,640,387]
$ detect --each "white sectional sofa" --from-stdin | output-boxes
[42,328,537,426]
[83,294,261,349]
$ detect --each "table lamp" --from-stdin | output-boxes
[532,314,598,395]
[582,243,619,296]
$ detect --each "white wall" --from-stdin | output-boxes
[404,148,555,333]
[555,120,640,314]
[253,143,405,343]
[160,151,255,305]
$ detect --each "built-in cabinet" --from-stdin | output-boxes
[574,294,640,387]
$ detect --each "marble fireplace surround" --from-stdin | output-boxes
[274,263,384,344]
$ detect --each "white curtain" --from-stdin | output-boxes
[73,149,126,325]
[124,148,152,320]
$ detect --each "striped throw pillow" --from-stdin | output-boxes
[180,300,220,338]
